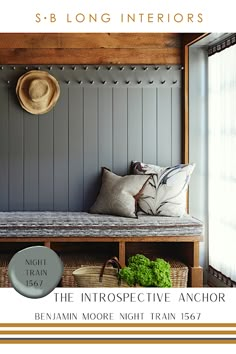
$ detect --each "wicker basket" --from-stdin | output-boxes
[169,260,188,288]
[59,253,105,287]
[0,254,12,287]
[60,266,77,287]
[73,257,129,288]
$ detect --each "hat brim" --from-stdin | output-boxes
[16,70,60,115]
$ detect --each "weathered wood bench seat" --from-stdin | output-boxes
[0,211,203,287]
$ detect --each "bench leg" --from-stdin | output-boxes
[44,241,51,248]
[119,241,126,267]
[189,266,203,287]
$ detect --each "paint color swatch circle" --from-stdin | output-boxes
[8,246,64,298]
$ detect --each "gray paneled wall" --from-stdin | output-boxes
[0,65,182,211]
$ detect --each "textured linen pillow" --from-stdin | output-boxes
[90,168,150,218]
[130,161,195,217]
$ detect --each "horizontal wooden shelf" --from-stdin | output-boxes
[0,235,202,243]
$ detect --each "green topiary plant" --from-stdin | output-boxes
[119,254,172,287]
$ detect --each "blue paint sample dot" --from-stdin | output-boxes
[8,246,64,298]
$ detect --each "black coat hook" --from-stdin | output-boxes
[172,80,178,84]
[60,66,65,71]
[78,80,83,84]
[137,80,142,84]
[161,80,166,84]
[154,66,159,70]
[125,80,130,84]
[90,80,94,85]
[95,66,100,71]
[166,66,172,70]
[83,66,88,71]
[143,66,148,71]
[48,66,53,71]
[101,80,106,85]
[107,66,112,71]
[149,80,154,84]
[113,80,118,84]
[72,66,77,71]
[131,66,136,71]
[66,80,71,85]
[119,66,124,71]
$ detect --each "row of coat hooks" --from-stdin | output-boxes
[0,65,184,71]
[62,79,178,85]
[4,79,179,85]
[1,64,182,86]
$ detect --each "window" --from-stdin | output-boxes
[208,41,236,282]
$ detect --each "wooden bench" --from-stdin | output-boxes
[0,211,203,287]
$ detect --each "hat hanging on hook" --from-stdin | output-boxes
[16,70,60,115]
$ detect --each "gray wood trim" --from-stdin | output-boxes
[83,88,99,210]
[98,88,113,171]
[68,87,84,211]
[172,87,181,165]
[157,88,172,166]
[143,88,157,164]
[113,88,128,175]
[0,86,9,210]
[128,88,143,166]
[38,111,54,210]
[8,88,24,211]
[23,112,39,210]
[53,86,69,211]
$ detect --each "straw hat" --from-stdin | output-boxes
[16,70,60,115]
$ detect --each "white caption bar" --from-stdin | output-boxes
[0,0,235,32]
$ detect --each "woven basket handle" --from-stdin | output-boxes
[110,256,122,268]
[99,257,122,283]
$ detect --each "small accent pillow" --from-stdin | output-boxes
[90,168,150,218]
[130,161,195,217]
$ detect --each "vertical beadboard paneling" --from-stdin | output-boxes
[53,86,69,211]
[83,88,98,210]
[8,88,24,211]
[113,88,128,175]
[0,86,9,210]
[23,112,39,210]
[69,87,84,211]
[38,111,54,211]
[0,65,182,211]
[127,88,142,168]
[143,88,157,164]
[171,87,182,165]
[157,88,172,166]
[98,88,113,171]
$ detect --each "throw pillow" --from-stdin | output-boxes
[130,161,195,217]
[90,168,150,218]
